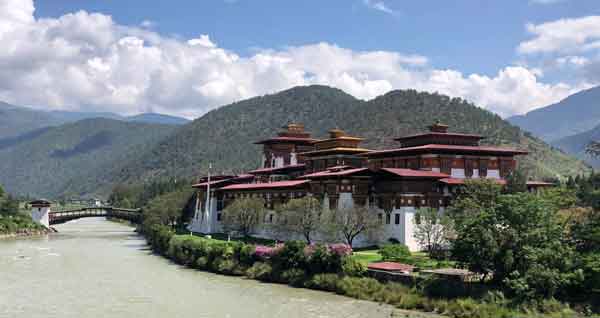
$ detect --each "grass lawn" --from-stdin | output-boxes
[351,249,456,269]
[352,249,382,266]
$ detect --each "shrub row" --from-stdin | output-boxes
[142,226,579,318]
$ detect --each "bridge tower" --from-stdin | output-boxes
[30,199,51,228]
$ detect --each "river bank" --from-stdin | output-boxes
[0,228,54,240]
[0,218,409,318]
[144,225,584,318]
[0,213,53,239]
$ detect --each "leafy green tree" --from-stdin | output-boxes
[450,189,582,299]
[142,188,194,230]
[504,168,528,194]
[449,179,503,225]
[221,197,266,237]
[276,196,324,244]
[414,208,454,257]
[326,205,381,247]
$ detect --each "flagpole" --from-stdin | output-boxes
[204,163,212,233]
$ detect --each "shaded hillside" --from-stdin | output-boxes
[0,118,177,198]
[553,124,600,168]
[127,113,190,125]
[508,86,600,142]
[114,85,589,185]
[0,101,188,140]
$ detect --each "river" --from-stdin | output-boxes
[0,218,398,318]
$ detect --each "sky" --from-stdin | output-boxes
[0,0,599,119]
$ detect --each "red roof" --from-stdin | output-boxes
[254,136,318,144]
[381,168,449,178]
[367,262,415,273]
[192,179,231,188]
[394,132,484,141]
[301,167,370,178]
[364,144,528,157]
[440,178,507,185]
[248,164,306,175]
[219,180,310,191]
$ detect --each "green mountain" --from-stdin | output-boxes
[0,118,177,198]
[113,85,589,186]
[0,101,188,140]
[126,113,190,125]
[553,124,600,168]
[508,86,600,142]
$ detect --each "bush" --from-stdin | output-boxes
[420,276,471,299]
[306,273,340,292]
[335,277,385,301]
[341,257,366,277]
[246,262,273,281]
[281,268,308,287]
[378,244,411,262]
[195,256,209,270]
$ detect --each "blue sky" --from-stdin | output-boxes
[34,0,598,77]
[0,0,598,118]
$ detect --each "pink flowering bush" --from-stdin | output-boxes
[254,243,284,259]
[328,243,353,256]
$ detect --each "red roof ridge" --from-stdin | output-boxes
[219,179,310,191]
[381,168,450,178]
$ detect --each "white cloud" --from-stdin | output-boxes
[518,16,600,55]
[363,0,397,16]
[0,0,588,119]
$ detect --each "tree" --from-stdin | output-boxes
[450,190,581,299]
[414,208,454,257]
[449,179,503,224]
[221,197,266,237]
[504,168,528,194]
[142,188,194,230]
[276,196,323,243]
[326,205,381,247]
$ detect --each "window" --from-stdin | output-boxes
[378,213,383,223]
[394,213,400,225]
[386,213,391,224]
[217,212,222,221]
[269,214,274,223]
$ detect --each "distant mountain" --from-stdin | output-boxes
[508,86,600,142]
[126,113,190,125]
[0,86,589,198]
[0,101,188,140]
[553,124,600,168]
[112,85,589,187]
[0,118,177,198]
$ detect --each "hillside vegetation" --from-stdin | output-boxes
[0,118,177,198]
[114,85,589,185]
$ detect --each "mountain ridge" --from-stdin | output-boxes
[508,86,600,142]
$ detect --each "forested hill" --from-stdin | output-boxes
[113,85,589,186]
[0,118,177,198]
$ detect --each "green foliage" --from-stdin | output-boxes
[450,181,583,300]
[504,169,528,194]
[378,244,411,262]
[0,118,177,198]
[341,257,366,277]
[245,262,273,281]
[275,196,323,243]
[142,187,194,229]
[305,273,340,292]
[221,197,266,237]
